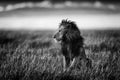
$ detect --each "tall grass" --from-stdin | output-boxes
[0,30,120,80]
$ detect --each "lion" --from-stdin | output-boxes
[53,19,92,71]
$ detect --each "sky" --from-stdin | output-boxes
[0,1,120,30]
[0,0,120,3]
[0,14,120,30]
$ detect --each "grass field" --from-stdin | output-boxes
[0,29,120,80]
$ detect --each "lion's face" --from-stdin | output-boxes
[53,25,67,43]
[53,19,83,44]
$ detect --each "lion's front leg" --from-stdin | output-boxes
[65,57,77,71]
[63,56,66,72]
[63,56,71,72]
[68,58,76,70]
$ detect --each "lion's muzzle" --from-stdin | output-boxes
[53,32,63,43]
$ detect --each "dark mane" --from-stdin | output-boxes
[59,19,80,32]
[60,19,83,44]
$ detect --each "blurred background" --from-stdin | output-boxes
[0,0,120,30]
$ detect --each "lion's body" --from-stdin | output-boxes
[53,19,91,71]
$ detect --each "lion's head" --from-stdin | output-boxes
[53,19,83,45]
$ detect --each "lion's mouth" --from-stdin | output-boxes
[54,38,62,43]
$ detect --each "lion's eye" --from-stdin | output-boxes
[59,30,61,32]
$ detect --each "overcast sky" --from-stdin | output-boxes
[0,0,120,3]
[0,1,120,30]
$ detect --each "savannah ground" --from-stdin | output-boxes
[0,29,120,80]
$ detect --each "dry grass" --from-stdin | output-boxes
[0,29,120,80]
